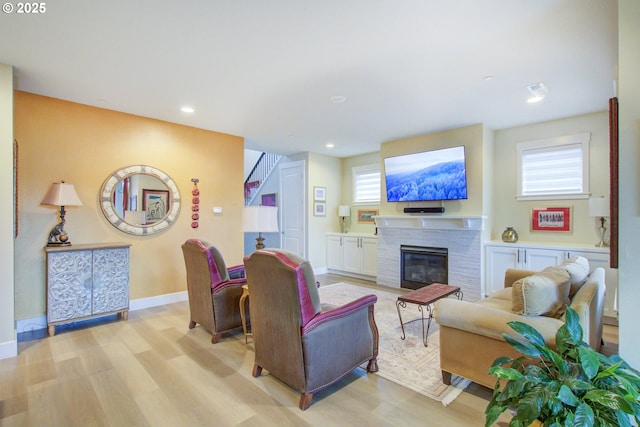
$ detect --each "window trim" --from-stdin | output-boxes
[352,164,380,205]
[516,132,590,201]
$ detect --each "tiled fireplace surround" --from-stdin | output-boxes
[375,215,485,302]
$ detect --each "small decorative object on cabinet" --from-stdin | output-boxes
[45,243,131,336]
[501,226,518,243]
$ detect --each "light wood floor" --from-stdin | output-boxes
[0,274,618,427]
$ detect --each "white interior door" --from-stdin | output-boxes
[279,160,306,258]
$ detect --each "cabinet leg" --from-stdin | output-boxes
[48,325,56,337]
[121,310,129,321]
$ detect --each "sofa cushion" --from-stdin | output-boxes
[561,256,590,298]
[512,266,571,317]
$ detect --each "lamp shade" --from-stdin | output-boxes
[41,182,83,206]
[241,206,279,232]
[338,205,351,217]
[589,197,609,217]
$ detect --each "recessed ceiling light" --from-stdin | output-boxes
[330,95,347,104]
[326,143,335,148]
[482,75,494,81]
[526,82,548,103]
[181,106,195,113]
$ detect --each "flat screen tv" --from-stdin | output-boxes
[384,146,468,202]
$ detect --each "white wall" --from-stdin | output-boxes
[0,64,16,358]
[617,0,640,368]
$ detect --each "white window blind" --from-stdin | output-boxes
[516,133,590,200]
[353,165,380,203]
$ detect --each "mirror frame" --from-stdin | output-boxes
[100,165,181,235]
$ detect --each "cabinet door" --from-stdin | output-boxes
[342,236,362,273]
[485,246,518,295]
[47,250,93,322]
[566,250,618,318]
[522,248,565,271]
[92,247,130,314]
[326,235,345,270]
[360,237,378,276]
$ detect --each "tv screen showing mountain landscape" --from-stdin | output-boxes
[384,146,468,202]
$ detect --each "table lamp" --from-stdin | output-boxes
[242,205,279,250]
[588,196,610,247]
[41,181,83,246]
[338,205,350,233]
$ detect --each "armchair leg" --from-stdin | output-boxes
[366,357,378,373]
[252,363,263,377]
[188,320,196,329]
[442,370,452,385]
[299,393,313,410]
[211,333,222,344]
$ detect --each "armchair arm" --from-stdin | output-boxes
[302,295,377,334]
[434,298,563,345]
[227,264,246,279]
[212,277,247,293]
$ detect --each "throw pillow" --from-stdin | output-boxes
[512,266,571,318]
[561,256,590,298]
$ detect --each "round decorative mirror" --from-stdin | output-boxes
[100,165,181,235]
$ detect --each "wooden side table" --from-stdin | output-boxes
[396,283,462,347]
[239,284,251,343]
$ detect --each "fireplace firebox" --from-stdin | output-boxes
[400,245,448,290]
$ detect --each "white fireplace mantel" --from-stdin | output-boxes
[374,215,486,231]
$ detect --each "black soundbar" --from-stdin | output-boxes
[403,207,445,214]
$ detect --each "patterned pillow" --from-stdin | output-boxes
[512,266,571,318]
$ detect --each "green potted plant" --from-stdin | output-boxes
[485,307,640,427]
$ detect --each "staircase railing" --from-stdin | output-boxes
[244,152,282,205]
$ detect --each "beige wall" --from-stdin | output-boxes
[618,0,640,367]
[14,92,245,320]
[339,151,380,235]
[379,124,486,216]
[0,65,15,354]
[492,111,610,244]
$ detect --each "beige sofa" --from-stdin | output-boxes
[434,258,606,389]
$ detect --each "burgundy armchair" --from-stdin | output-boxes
[181,239,247,343]
[243,249,379,410]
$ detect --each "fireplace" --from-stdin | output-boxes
[400,245,448,290]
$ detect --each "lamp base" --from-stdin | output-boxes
[255,232,265,250]
[595,224,608,247]
[47,241,72,247]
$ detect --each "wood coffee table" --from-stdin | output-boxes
[396,283,463,347]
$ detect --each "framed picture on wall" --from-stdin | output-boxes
[531,206,572,232]
[314,202,326,216]
[261,193,277,206]
[357,209,378,223]
[143,189,170,222]
[314,186,326,201]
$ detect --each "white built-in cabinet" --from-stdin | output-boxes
[326,233,377,278]
[45,243,131,336]
[484,242,618,319]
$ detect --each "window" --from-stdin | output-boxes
[516,132,590,200]
[353,164,380,204]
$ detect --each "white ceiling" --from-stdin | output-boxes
[0,1,618,158]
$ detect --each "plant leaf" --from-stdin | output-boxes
[491,355,514,368]
[507,321,547,347]
[488,366,524,381]
[484,403,507,427]
[503,334,541,358]
[584,389,634,413]
[573,402,595,427]
[578,346,601,379]
[564,307,584,344]
[558,384,580,407]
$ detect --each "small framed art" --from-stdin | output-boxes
[261,193,277,206]
[314,202,326,216]
[314,186,326,201]
[143,189,170,222]
[357,209,378,224]
[531,207,571,232]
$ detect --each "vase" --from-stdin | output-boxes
[502,226,518,243]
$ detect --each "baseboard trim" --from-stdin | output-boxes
[0,339,17,360]
[16,291,189,334]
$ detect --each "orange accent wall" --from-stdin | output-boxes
[14,91,245,319]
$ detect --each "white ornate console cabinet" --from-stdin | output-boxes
[45,243,131,336]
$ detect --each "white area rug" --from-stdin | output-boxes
[318,282,471,406]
